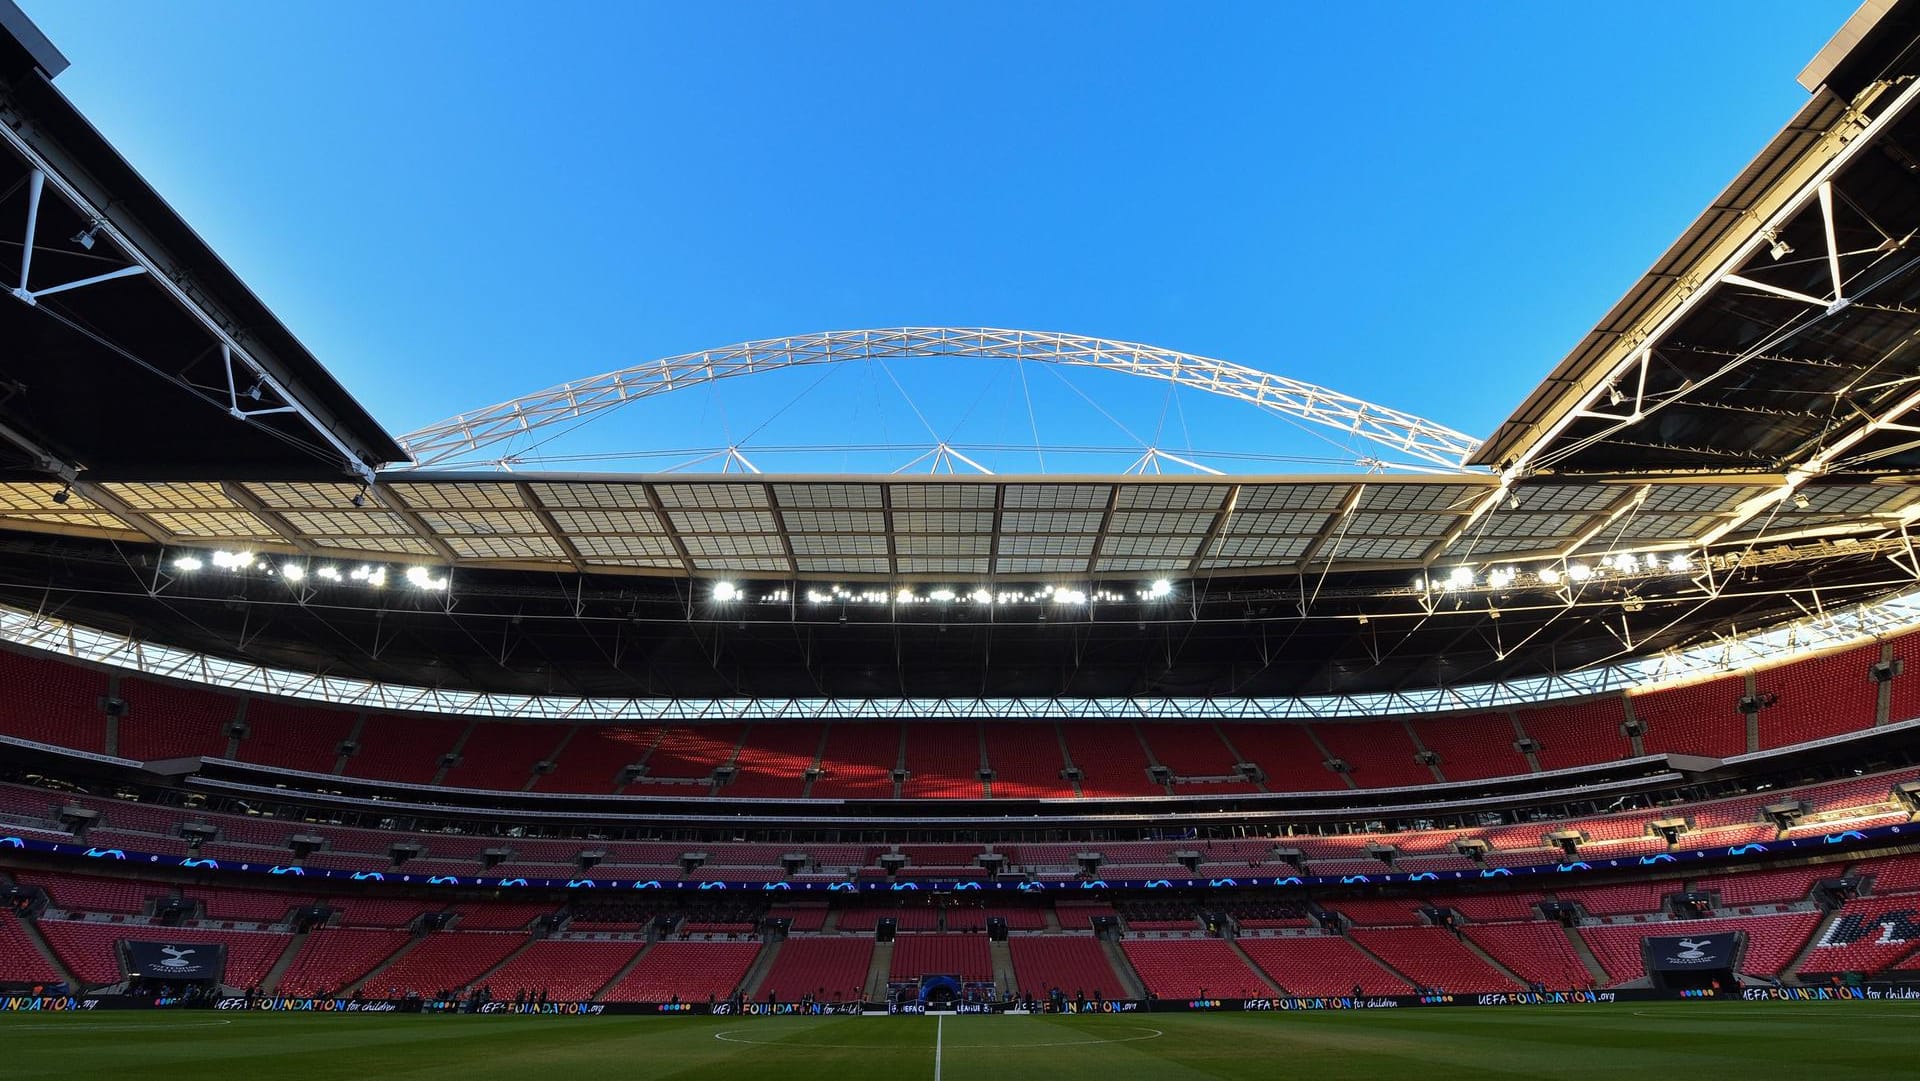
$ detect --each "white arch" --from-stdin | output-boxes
[396,328,1484,472]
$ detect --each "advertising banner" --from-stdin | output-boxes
[120,940,226,982]
[1643,932,1740,972]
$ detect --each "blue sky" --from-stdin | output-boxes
[22,1,1860,474]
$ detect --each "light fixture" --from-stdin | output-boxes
[1606,384,1624,406]
[69,221,101,251]
[1147,579,1173,599]
[50,484,70,505]
[1537,566,1562,585]
[350,487,368,509]
[281,563,306,582]
[404,565,448,591]
[1791,492,1812,510]
[930,588,956,602]
[1566,562,1593,582]
[896,588,915,604]
[1446,566,1475,590]
[711,581,741,602]
[969,588,993,604]
[316,565,342,582]
[173,555,203,572]
[1667,553,1693,573]
[1763,228,1793,260]
[1487,567,1516,590]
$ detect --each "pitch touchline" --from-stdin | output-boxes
[2,1019,237,1032]
[712,1025,1166,1050]
[934,1015,942,1081]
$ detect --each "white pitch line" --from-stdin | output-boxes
[933,1014,943,1081]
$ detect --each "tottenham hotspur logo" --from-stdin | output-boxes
[160,946,197,969]
[1674,940,1709,960]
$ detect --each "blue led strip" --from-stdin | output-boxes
[0,821,1907,891]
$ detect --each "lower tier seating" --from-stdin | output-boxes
[1008,934,1126,998]
[1121,937,1270,998]
[755,936,872,1001]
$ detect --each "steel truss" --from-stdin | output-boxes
[3,588,1915,725]
[395,328,1485,473]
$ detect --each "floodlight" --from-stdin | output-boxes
[50,484,71,505]
[1566,563,1593,582]
[1791,492,1812,510]
[930,588,956,602]
[1446,566,1475,589]
[281,563,306,582]
[1537,566,1562,585]
[1147,579,1173,599]
[711,581,741,602]
[173,556,203,572]
[969,588,993,604]
[1667,553,1693,573]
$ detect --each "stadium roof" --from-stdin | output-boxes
[1,3,1920,699]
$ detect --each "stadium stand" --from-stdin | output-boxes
[1350,927,1516,991]
[1463,921,1594,989]
[1219,724,1348,792]
[537,725,658,794]
[1755,645,1880,747]
[371,932,527,997]
[1237,935,1407,995]
[754,936,873,1001]
[1060,723,1160,797]
[1517,698,1633,771]
[1123,936,1271,997]
[902,723,985,799]
[38,920,291,988]
[116,677,228,761]
[1578,912,1821,983]
[1314,722,1434,789]
[982,722,1073,798]
[1408,713,1531,781]
[890,934,992,981]
[341,714,467,784]
[0,912,63,985]
[1008,935,1125,998]
[600,940,761,1002]
[810,723,899,798]
[276,928,411,996]
[236,700,357,775]
[484,938,642,1001]
[1633,676,1750,758]
[725,723,821,798]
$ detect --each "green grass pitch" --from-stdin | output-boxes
[6,1002,1919,1080]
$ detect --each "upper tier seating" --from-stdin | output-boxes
[1633,676,1749,758]
[1518,698,1633,771]
[1314,721,1434,789]
[755,936,872,1001]
[1409,713,1530,781]
[1061,723,1160,797]
[342,714,466,785]
[982,723,1074,798]
[1220,724,1347,792]
[810,723,898,798]
[237,699,356,775]
[726,723,821,798]
[902,723,985,799]
[3,631,1917,797]
[1756,645,1880,747]
[117,677,228,760]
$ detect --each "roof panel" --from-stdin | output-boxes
[780,509,886,533]
[1235,484,1350,511]
[1208,535,1313,560]
[897,557,990,573]
[415,510,549,536]
[99,481,237,511]
[794,556,892,573]
[442,535,568,560]
[1107,510,1216,534]
[790,534,889,556]
[889,484,997,509]
[680,534,786,557]
[666,509,779,533]
[571,535,679,558]
[1356,484,1479,513]
[772,483,883,508]
[1113,484,1228,511]
[147,510,279,538]
[892,510,995,533]
[527,482,651,509]
[998,534,1096,556]
[1327,536,1433,561]
[1100,534,1205,558]
[654,484,768,509]
[388,482,526,510]
[1001,510,1104,533]
[897,535,991,556]
[277,509,416,536]
[994,557,1092,573]
[1224,510,1330,534]
[546,508,666,535]
[1003,484,1109,509]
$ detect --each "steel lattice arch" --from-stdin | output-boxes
[395,328,1486,473]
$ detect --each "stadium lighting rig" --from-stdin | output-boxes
[168,549,449,592]
[722,579,1181,606]
[1414,550,1701,596]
